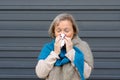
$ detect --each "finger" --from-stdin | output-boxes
[64,37,71,43]
[55,36,61,43]
[64,37,73,46]
[55,38,62,46]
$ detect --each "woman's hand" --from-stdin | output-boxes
[64,37,73,53]
[54,36,62,54]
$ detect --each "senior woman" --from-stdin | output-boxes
[35,13,94,80]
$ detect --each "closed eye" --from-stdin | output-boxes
[64,28,69,33]
[56,28,61,33]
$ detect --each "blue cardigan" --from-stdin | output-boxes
[38,40,84,80]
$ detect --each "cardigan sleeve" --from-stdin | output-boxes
[35,51,59,78]
[65,48,92,79]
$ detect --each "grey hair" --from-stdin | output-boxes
[48,13,79,38]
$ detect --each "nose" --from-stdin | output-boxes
[60,31,65,35]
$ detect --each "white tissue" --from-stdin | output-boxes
[60,34,65,48]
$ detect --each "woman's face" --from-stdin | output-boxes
[54,20,74,39]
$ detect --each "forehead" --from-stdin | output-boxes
[55,20,73,28]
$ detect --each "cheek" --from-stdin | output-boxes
[54,31,60,37]
[66,32,74,39]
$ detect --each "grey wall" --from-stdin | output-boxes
[0,0,120,80]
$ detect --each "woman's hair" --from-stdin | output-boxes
[48,13,79,38]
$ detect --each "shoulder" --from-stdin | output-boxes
[37,40,54,60]
[77,40,92,53]
[72,36,90,48]
[81,40,90,47]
